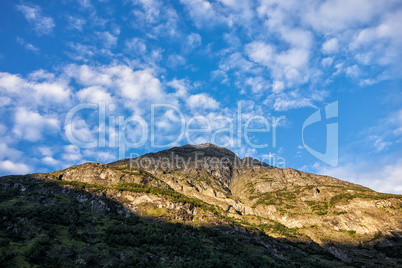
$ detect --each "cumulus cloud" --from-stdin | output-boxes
[67,65,167,101]
[350,9,402,71]
[112,68,163,101]
[180,0,256,29]
[62,145,83,163]
[125,38,147,55]
[244,76,270,94]
[167,79,188,98]
[303,0,382,33]
[317,158,402,194]
[166,54,186,68]
[184,33,202,52]
[16,4,55,35]
[66,16,86,31]
[245,41,274,66]
[42,156,61,166]
[0,143,23,161]
[186,93,219,110]
[322,38,339,54]
[13,108,60,142]
[0,72,70,106]
[179,0,227,28]
[77,86,113,104]
[246,41,310,87]
[0,160,30,175]
[96,31,118,48]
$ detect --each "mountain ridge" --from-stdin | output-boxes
[1,144,402,266]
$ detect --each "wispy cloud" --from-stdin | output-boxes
[16,37,39,53]
[16,4,55,35]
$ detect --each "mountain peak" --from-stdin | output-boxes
[110,144,273,188]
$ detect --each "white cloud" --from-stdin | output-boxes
[350,9,402,69]
[371,136,391,152]
[64,64,112,86]
[77,0,93,9]
[29,69,56,81]
[65,64,179,113]
[16,37,39,53]
[255,0,402,84]
[265,92,314,111]
[245,41,274,66]
[322,38,339,54]
[66,43,96,61]
[180,0,228,28]
[130,0,180,38]
[0,71,70,106]
[64,118,97,145]
[181,0,256,29]
[13,108,59,142]
[67,16,86,31]
[112,68,162,101]
[219,52,255,73]
[166,54,186,68]
[303,0,383,34]
[244,76,269,94]
[16,4,55,35]
[272,80,284,93]
[32,82,70,104]
[345,65,360,78]
[280,28,313,49]
[42,156,60,166]
[246,41,310,87]
[184,33,202,51]
[167,79,188,98]
[132,0,162,24]
[62,145,82,162]
[317,158,402,194]
[83,149,115,163]
[96,31,118,48]
[125,38,147,55]
[359,109,402,152]
[322,57,334,67]
[0,143,23,161]
[38,146,53,157]
[187,93,219,110]
[0,72,24,93]
[0,97,11,106]
[77,86,113,104]
[0,160,30,175]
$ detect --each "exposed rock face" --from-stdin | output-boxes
[18,144,402,245]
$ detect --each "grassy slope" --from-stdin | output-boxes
[0,175,351,267]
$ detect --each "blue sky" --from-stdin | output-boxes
[0,0,401,193]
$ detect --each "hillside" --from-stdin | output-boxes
[1,143,402,267]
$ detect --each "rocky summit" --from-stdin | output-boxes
[1,144,402,267]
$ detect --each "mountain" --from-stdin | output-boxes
[1,143,402,267]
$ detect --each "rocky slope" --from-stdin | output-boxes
[110,144,402,244]
[1,143,402,266]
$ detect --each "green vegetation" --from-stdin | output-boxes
[111,165,163,181]
[0,177,349,267]
[251,189,298,208]
[329,192,402,207]
[304,201,329,216]
[55,180,108,192]
[259,176,274,183]
[303,192,402,216]
[258,222,299,238]
[115,182,219,214]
